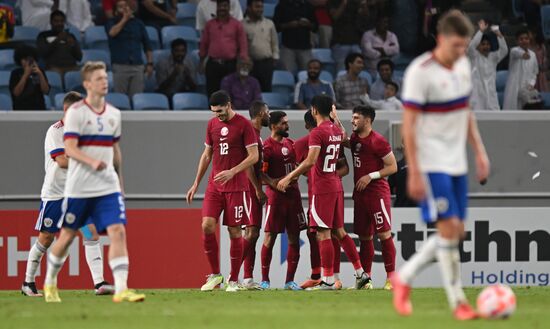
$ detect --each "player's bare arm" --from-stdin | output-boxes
[331,105,350,148]
[246,166,267,205]
[260,171,279,190]
[467,112,490,183]
[113,142,125,195]
[54,155,69,169]
[356,151,398,192]
[186,145,213,204]
[64,138,107,171]
[277,147,320,192]
[336,154,349,178]
[213,145,259,185]
[402,108,425,202]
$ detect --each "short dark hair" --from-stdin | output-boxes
[377,58,395,72]
[13,45,38,66]
[171,38,187,50]
[249,100,266,119]
[304,110,316,128]
[63,91,83,107]
[436,9,474,37]
[269,111,287,126]
[386,81,399,93]
[217,0,230,4]
[307,59,322,67]
[50,9,66,21]
[345,53,364,71]
[209,90,231,106]
[516,28,530,39]
[247,0,263,7]
[311,95,333,117]
[353,105,376,122]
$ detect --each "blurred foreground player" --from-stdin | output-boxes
[393,10,490,320]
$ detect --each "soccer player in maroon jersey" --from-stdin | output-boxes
[277,95,371,290]
[186,91,263,292]
[258,111,307,290]
[241,101,269,290]
[347,105,398,290]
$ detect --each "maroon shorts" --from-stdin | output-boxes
[353,192,392,236]
[247,192,263,227]
[202,186,251,227]
[265,189,307,234]
[309,192,344,229]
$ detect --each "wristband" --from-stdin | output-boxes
[368,171,381,180]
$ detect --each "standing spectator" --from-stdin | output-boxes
[328,0,363,72]
[468,20,508,111]
[310,0,332,48]
[370,59,401,100]
[156,38,197,97]
[294,59,335,109]
[36,10,83,78]
[360,81,402,110]
[19,0,54,31]
[0,4,15,46]
[243,0,279,92]
[334,53,369,108]
[220,58,261,110]
[273,0,317,74]
[103,0,138,19]
[106,0,154,97]
[361,15,400,76]
[138,0,178,31]
[529,28,549,92]
[503,29,539,110]
[199,0,248,97]
[9,45,50,110]
[195,0,243,32]
[57,0,94,32]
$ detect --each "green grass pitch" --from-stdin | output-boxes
[1,288,549,329]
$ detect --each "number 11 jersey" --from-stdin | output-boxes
[308,120,344,195]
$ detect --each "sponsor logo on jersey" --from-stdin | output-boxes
[221,127,229,136]
[65,213,76,224]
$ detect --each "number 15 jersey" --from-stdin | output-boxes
[308,120,344,195]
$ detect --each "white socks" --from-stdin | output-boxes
[399,234,438,285]
[436,237,466,309]
[323,275,335,285]
[25,241,47,283]
[45,253,67,286]
[334,273,340,280]
[84,240,105,285]
[109,256,129,294]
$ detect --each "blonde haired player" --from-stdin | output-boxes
[392,10,490,320]
[43,62,145,303]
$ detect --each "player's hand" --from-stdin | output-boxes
[475,151,490,184]
[478,19,488,32]
[276,177,291,193]
[256,189,267,205]
[186,183,198,204]
[407,170,426,202]
[90,159,107,171]
[355,174,372,192]
[214,169,235,184]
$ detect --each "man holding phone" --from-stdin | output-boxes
[9,45,50,110]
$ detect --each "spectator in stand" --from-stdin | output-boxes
[503,29,539,110]
[37,10,82,78]
[273,0,317,74]
[294,59,335,109]
[360,81,402,110]
[529,28,549,92]
[0,4,15,46]
[243,0,279,92]
[106,0,154,97]
[370,58,401,100]
[388,147,417,208]
[220,58,261,110]
[468,20,508,111]
[156,38,197,97]
[334,52,369,109]
[9,45,50,110]
[57,0,94,32]
[361,15,400,76]
[310,0,332,48]
[19,0,54,31]
[103,0,138,19]
[199,0,248,97]
[138,0,178,31]
[328,0,363,72]
[196,0,243,31]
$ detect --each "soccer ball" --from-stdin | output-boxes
[476,284,516,319]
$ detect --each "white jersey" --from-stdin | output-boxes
[401,52,472,175]
[64,100,122,198]
[40,120,66,201]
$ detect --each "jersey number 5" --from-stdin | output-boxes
[323,144,340,172]
[220,143,228,155]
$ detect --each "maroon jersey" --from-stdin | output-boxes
[205,113,258,192]
[263,136,299,194]
[350,130,392,196]
[294,134,312,199]
[249,127,263,193]
[308,121,344,195]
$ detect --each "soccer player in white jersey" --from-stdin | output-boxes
[392,10,490,320]
[22,92,114,297]
[43,62,145,303]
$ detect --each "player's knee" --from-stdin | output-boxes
[377,231,392,241]
[201,218,216,234]
[227,226,242,239]
[332,228,346,240]
[39,232,55,247]
[316,229,331,241]
[287,234,299,245]
[263,233,275,247]
[246,227,260,241]
[107,224,126,243]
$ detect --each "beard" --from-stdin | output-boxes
[277,130,289,138]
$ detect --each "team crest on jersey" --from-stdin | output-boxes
[221,127,229,136]
[281,147,289,156]
[44,218,53,228]
[65,213,76,224]
[436,197,449,213]
[355,143,361,152]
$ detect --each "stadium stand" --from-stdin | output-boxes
[132,93,170,110]
[172,92,209,110]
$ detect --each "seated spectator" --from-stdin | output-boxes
[37,10,83,77]
[19,0,53,31]
[9,45,50,110]
[529,29,549,92]
[328,0,363,72]
[220,58,261,110]
[156,38,197,97]
[196,0,243,31]
[294,59,335,109]
[468,20,508,111]
[138,0,178,31]
[243,0,279,92]
[0,4,15,45]
[334,53,369,109]
[106,0,153,97]
[103,0,138,19]
[361,15,400,75]
[370,59,401,100]
[503,29,539,110]
[57,0,94,32]
[360,81,402,110]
